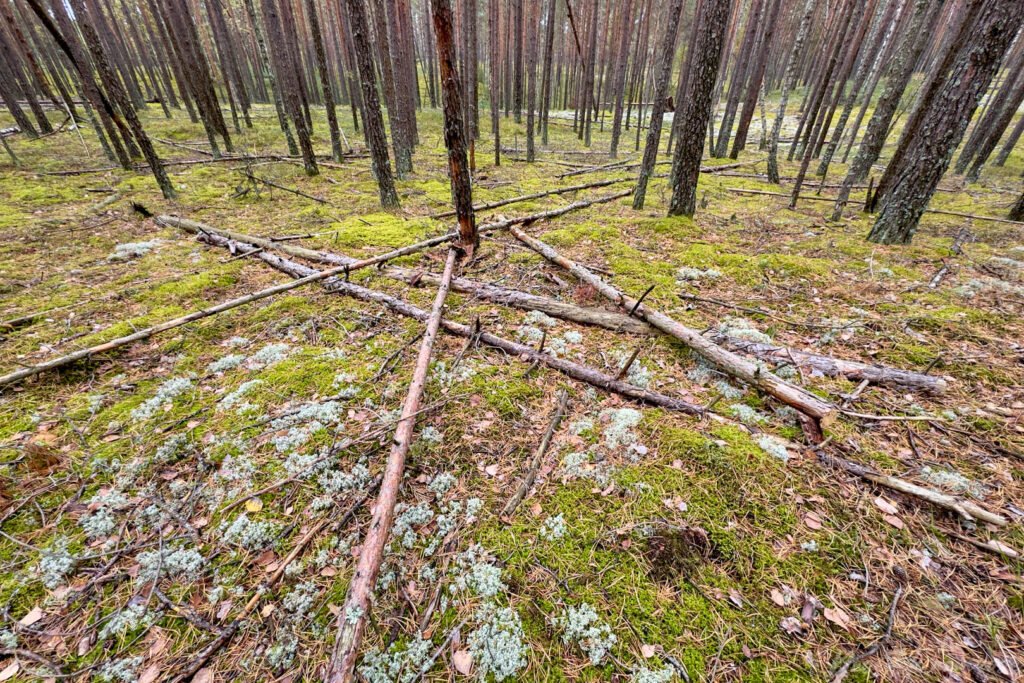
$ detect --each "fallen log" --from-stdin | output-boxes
[429,176,631,218]
[817,451,1007,526]
[161,218,943,394]
[326,248,459,683]
[709,335,948,394]
[507,224,836,427]
[0,224,474,389]
[193,231,703,414]
[159,187,632,270]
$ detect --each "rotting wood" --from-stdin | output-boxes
[817,450,1007,526]
[506,225,836,427]
[502,389,569,518]
[193,230,704,414]
[709,335,948,394]
[325,248,459,683]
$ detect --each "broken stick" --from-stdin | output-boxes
[817,451,1006,526]
[507,224,836,426]
[0,223,472,389]
[502,389,569,517]
[194,231,702,413]
[325,248,459,683]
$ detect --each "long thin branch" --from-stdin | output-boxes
[428,177,630,218]
[817,451,1006,526]
[507,224,836,427]
[194,231,702,413]
[502,389,569,517]
[325,248,459,683]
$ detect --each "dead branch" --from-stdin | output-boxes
[507,224,836,427]
[429,177,630,218]
[502,389,569,517]
[163,217,942,395]
[817,451,1007,526]
[830,585,904,683]
[193,231,702,413]
[0,221,470,389]
[727,188,1024,227]
[709,335,948,394]
[326,248,460,683]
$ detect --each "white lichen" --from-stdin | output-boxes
[468,605,528,681]
[558,603,617,665]
[130,377,194,421]
[757,435,790,463]
[539,514,567,541]
[221,514,278,550]
[109,240,161,261]
[206,353,246,373]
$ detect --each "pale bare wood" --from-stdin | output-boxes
[325,248,459,683]
[506,224,836,426]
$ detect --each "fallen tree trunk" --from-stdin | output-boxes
[709,335,948,394]
[326,248,459,683]
[429,177,630,218]
[162,217,943,394]
[194,231,703,414]
[0,224,471,389]
[507,224,836,427]
[818,451,1007,526]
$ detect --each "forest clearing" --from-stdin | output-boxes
[1,0,1024,681]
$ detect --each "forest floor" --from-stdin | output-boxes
[0,103,1023,683]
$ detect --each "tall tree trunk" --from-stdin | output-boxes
[766,0,814,183]
[432,0,478,256]
[344,0,400,208]
[539,0,557,145]
[242,0,298,154]
[633,0,684,209]
[831,0,940,218]
[667,0,733,217]
[868,0,1024,244]
[305,0,344,162]
[525,0,539,161]
[489,0,501,164]
[729,0,783,159]
[1009,190,1024,221]
[607,0,633,158]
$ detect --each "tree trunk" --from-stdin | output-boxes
[607,0,633,158]
[1009,191,1024,222]
[489,0,501,164]
[766,0,814,183]
[525,0,539,161]
[432,0,478,257]
[306,0,344,162]
[667,0,733,217]
[633,0,684,209]
[539,0,557,145]
[344,0,400,208]
[868,0,1024,244]
[831,0,940,219]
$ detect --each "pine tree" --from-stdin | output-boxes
[667,0,733,217]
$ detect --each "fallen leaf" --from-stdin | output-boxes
[0,662,20,681]
[883,514,904,529]
[245,498,263,513]
[640,644,657,658]
[770,589,787,607]
[19,606,44,626]
[873,496,899,515]
[138,665,161,683]
[320,566,338,577]
[803,512,823,530]
[484,464,499,477]
[261,604,276,618]
[728,589,744,608]
[453,650,473,675]
[193,668,214,683]
[216,600,234,621]
[780,616,805,635]
[823,607,852,631]
[529,503,543,517]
